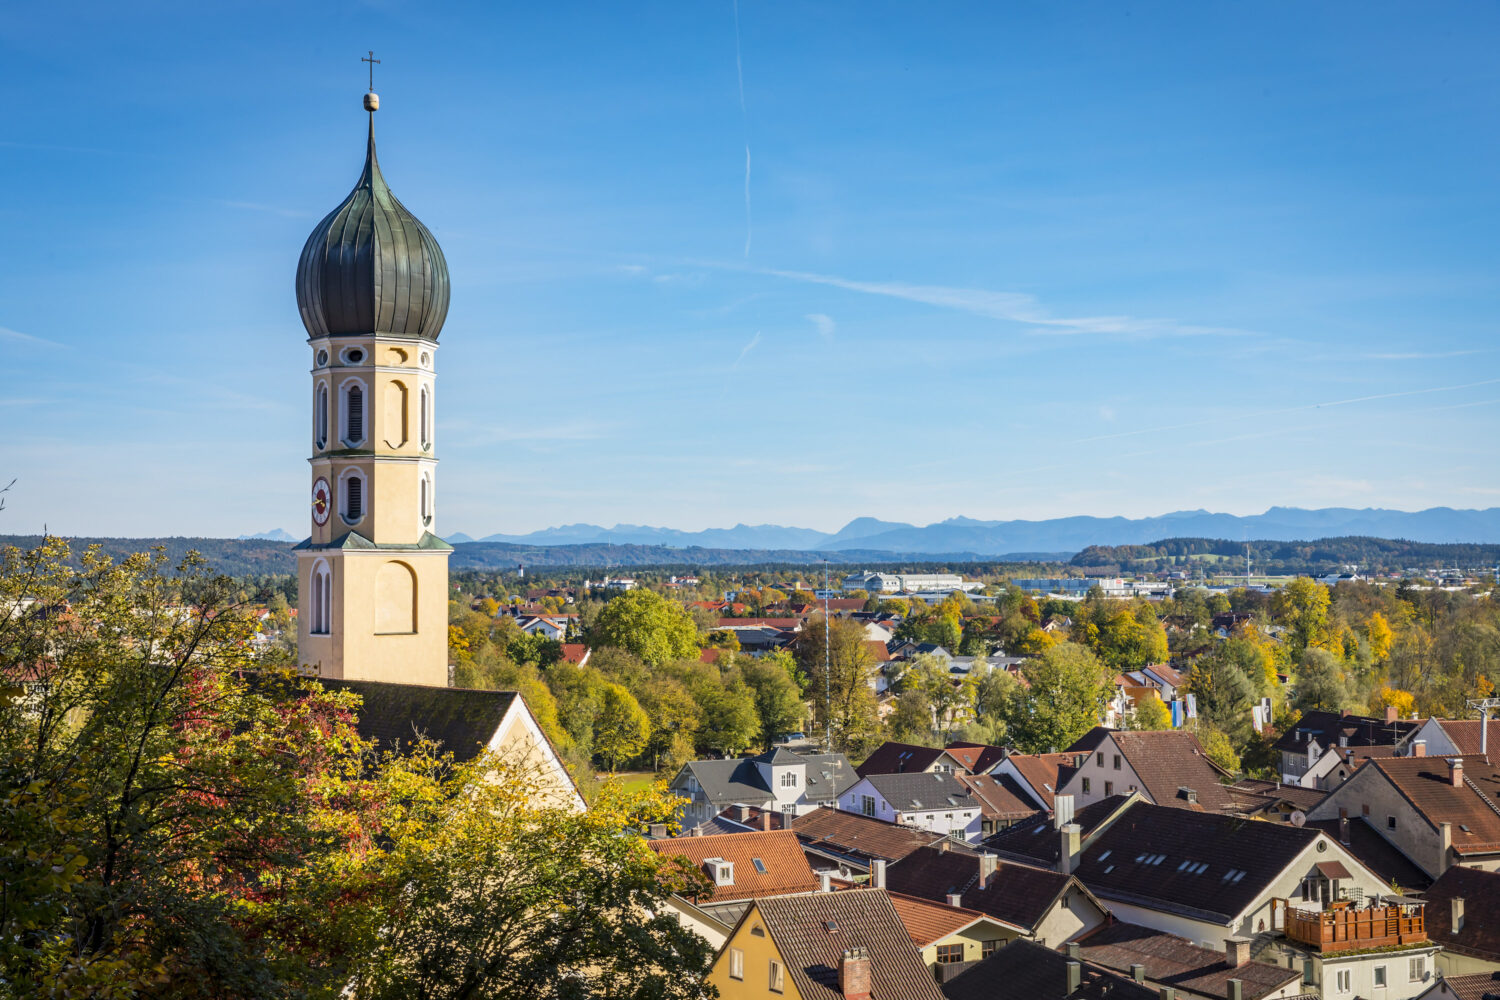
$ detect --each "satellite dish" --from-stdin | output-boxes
[1290,811,1307,827]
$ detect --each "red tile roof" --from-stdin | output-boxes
[790,806,945,865]
[1365,755,1500,856]
[648,830,818,903]
[864,640,892,662]
[887,891,991,947]
[1432,971,1500,1000]
[1104,730,1238,812]
[1435,719,1500,756]
[1421,864,1500,963]
[1074,922,1301,1000]
[885,843,1077,932]
[945,742,1007,773]
[1003,752,1077,809]
[559,642,590,664]
[957,773,1042,822]
[750,889,946,1000]
[857,741,953,777]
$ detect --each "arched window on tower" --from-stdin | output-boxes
[343,383,365,445]
[315,384,329,450]
[421,472,433,526]
[420,386,431,450]
[310,562,331,634]
[343,474,364,523]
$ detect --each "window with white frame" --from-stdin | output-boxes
[1372,965,1386,988]
[342,382,365,445]
[420,473,433,525]
[420,385,431,449]
[315,384,329,449]
[728,948,743,981]
[1335,969,1350,992]
[780,770,797,788]
[309,562,331,634]
[860,795,876,817]
[768,959,784,993]
[343,473,364,523]
[1408,956,1425,982]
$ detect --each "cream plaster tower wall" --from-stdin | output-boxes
[293,89,452,688]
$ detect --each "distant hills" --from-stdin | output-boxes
[464,507,1500,557]
[238,529,296,542]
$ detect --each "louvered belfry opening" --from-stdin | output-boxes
[346,475,363,521]
[346,384,364,443]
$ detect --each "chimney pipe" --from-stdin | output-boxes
[690,825,702,837]
[1441,822,1453,874]
[762,810,773,831]
[735,803,751,822]
[1054,794,1076,829]
[979,852,998,885]
[1225,937,1251,968]
[1067,942,1081,962]
[1449,758,1465,788]
[1227,979,1243,1000]
[819,871,833,893]
[1413,740,1427,757]
[839,947,872,1000]
[1131,964,1145,983]
[1066,960,1081,994]
[1159,988,1176,1000]
[1060,823,1082,876]
[1338,808,1350,846]
[872,859,887,890]
[946,892,963,908]
[1452,896,1466,935]
[1385,705,1398,723]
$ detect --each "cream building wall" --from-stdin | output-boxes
[1032,884,1107,947]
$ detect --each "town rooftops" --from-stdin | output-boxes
[886,843,1085,933]
[981,795,1136,867]
[747,889,946,1000]
[790,806,945,867]
[1365,754,1500,857]
[1272,709,1418,753]
[956,773,1042,824]
[940,939,1158,1000]
[1304,816,1432,891]
[648,830,818,904]
[945,742,1008,774]
[1065,800,1344,923]
[1097,729,1239,812]
[1430,971,1500,1000]
[1073,922,1302,1000]
[1000,751,1080,810]
[887,891,995,948]
[860,771,977,812]
[675,751,858,807]
[1428,718,1499,755]
[1420,864,1500,964]
[316,677,517,763]
[857,741,957,777]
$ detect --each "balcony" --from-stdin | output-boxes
[1273,897,1428,953]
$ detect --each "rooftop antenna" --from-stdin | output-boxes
[1466,697,1500,758]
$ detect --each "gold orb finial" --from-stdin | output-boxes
[364,92,380,112]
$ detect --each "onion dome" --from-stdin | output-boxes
[296,97,450,341]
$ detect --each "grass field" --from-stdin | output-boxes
[597,770,661,794]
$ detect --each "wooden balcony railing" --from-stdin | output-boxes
[1274,899,1427,953]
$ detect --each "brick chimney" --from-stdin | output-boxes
[1413,740,1427,757]
[1225,937,1251,968]
[735,803,752,822]
[871,859,887,890]
[761,810,773,831]
[1449,758,1465,788]
[1060,822,1082,876]
[979,852,998,886]
[839,947,872,1000]
[1385,705,1399,723]
[1452,896,1466,935]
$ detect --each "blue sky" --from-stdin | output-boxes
[2,1,1498,538]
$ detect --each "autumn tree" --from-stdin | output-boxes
[591,590,699,667]
[796,616,881,755]
[594,682,651,771]
[1274,578,1331,651]
[1130,693,1172,731]
[740,653,805,744]
[887,689,934,744]
[1294,648,1352,711]
[1006,642,1110,753]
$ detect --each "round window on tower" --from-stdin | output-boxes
[340,347,365,365]
[316,349,329,366]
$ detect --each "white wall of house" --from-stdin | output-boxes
[1306,766,1446,878]
[1031,885,1106,947]
[1059,737,1149,807]
[836,778,978,839]
[1436,949,1500,979]
[1311,945,1440,1000]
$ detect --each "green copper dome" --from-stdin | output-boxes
[296,110,449,341]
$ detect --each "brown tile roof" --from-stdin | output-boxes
[887,891,993,948]
[957,773,1042,822]
[857,741,953,777]
[791,805,946,866]
[752,888,946,1000]
[1366,755,1500,856]
[1304,817,1432,891]
[945,742,1008,773]
[1422,864,1500,963]
[1226,778,1328,816]
[1105,730,1238,812]
[559,642,589,664]
[1073,922,1301,1000]
[940,939,1158,1000]
[648,830,818,903]
[1436,719,1500,756]
[1066,800,1336,923]
[885,843,1079,932]
[981,795,1136,867]
[1432,971,1500,1000]
[718,617,802,629]
[1004,752,1078,809]
[1066,727,1117,755]
[863,639,893,662]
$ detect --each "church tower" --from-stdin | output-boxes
[293,86,452,687]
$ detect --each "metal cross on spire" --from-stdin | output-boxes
[362,51,381,92]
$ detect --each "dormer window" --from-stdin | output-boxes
[704,858,734,886]
[780,770,798,788]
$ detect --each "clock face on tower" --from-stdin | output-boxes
[311,477,332,526]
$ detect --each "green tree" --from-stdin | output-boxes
[594,683,651,772]
[740,655,805,744]
[1130,693,1172,731]
[1294,647,1353,711]
[591,590,699,667]
[1007,642,1110,753]
[695,675,760,756]
[1187,650,1257,746]
[795,616,881,754]
[887,689,934,744]
[1190,723,1242,774]
[1274,578,1332,651]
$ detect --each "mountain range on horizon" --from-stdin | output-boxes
[434,506,1500,556]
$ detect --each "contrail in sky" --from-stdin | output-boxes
[733,0,751,258]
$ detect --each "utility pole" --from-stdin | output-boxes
[1465,697,1500,758]
[823,560,832,751]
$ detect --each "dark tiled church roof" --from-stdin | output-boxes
[318,677,515,763]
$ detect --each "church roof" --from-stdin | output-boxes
[296,101,449,341]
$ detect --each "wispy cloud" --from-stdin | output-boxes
[0,326,65,349]
[1361,349,1489,361]
[807,313,836,339]
[733,331,762,368]
[758,267,1248,339]
[732,0,752,257]
[215,199,311,219]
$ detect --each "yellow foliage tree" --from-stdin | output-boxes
[1369,685,1416,719]
[1366,612,1394,661]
